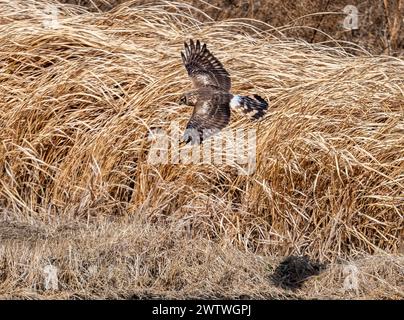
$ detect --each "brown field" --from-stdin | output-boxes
[0,0,403,299]
[59,0,404,55]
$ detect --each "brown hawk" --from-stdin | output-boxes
[179,39,268,144]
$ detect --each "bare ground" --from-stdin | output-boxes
[0,0,403,299]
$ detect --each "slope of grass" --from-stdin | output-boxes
[58,0,404,56]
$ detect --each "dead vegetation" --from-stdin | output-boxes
[0,0,403,299]
[58,0,404,56]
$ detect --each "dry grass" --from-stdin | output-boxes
[1,216,403,299]
[59,0,404,56]
[0,0,403,299]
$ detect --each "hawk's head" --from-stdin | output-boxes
[178,92,197,106]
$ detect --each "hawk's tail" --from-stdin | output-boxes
[230,94,268,119]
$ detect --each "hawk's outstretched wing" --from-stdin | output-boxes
[183,95,230,144]
[181,39,231,92]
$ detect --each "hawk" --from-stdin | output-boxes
[179,39,268,144]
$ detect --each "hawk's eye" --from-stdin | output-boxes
[179,96,187,104]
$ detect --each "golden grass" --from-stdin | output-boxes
[0,0,403,299]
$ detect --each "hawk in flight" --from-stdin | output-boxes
[179,39,268,144]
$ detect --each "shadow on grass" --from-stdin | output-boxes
[271,255,326,290]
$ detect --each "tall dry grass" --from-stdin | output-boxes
[0,0,403,298]
[58,0,404,56]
